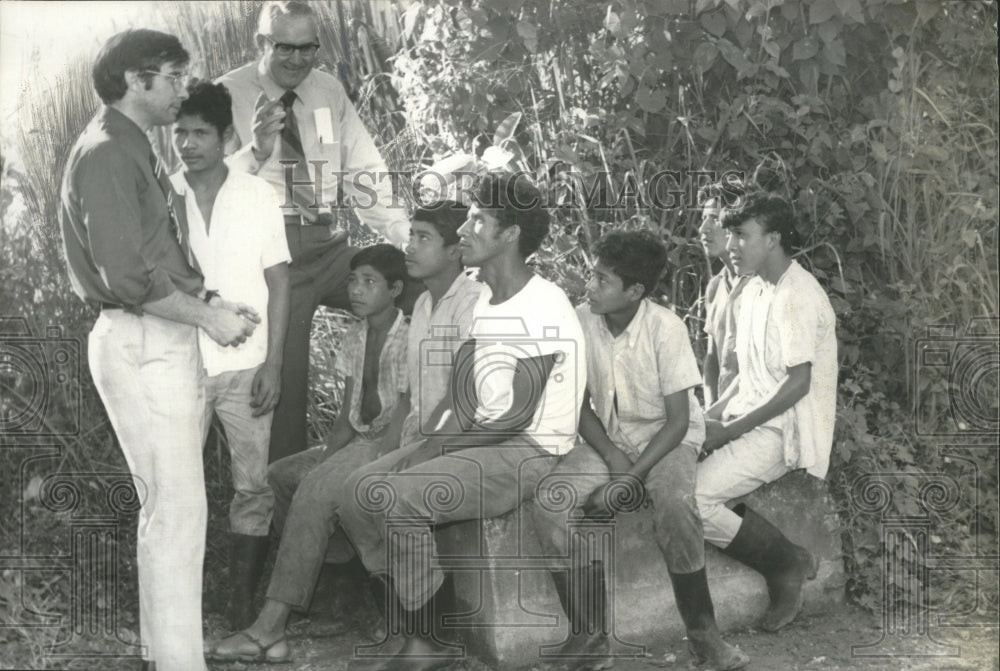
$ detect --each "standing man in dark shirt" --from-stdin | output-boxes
[59,29,257,671]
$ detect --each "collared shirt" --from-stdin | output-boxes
[704,266,750,398]
[469,275,587,456]
[578,299,705,459]
[336,309,410,436]
[217,62,409,247]
[405,272,482,440]
[169,169,291,376]
[726,261,838,479]
[60,106,202,307]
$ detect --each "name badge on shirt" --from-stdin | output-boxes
[314,108,335,145]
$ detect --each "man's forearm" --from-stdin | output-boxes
[725,364,811,439]
[143,289,214,328]
[578,402,629,467]
[628,418,687,480]
[263,264,290,368]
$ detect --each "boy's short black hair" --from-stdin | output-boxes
[93,29,189,104]
[721,191,803,255]
[413,200,469,246]
[471,172,549,258]
[178,81,233,137]
[350,243,407,288]
[593,230,668,299]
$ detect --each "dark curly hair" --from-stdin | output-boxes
[721,191,803,255]
[413,200,469,246]
[471,172,549,258]
[350,243,407,288]
[593,230,668,298]
[178,81,233,137]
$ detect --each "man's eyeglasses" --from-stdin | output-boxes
[143,70,191,90]
[262,35,320,58]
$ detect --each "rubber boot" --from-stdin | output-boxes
[720,504,819,632]
[227,534,270,631]
[669,568,749,670]
[383,574,461,671]
[541,562,613,671]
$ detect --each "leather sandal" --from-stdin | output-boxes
[206,630,292,664]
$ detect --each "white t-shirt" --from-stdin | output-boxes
[726,261,838,478]
[468,275,587,456]
[170,169,291,377]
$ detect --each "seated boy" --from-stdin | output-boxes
[696,192,838,632]
[532,231,748,671]
[208,243,408,662]
[337,172,586,671]
[698,183,750,407]
[169,81,291,631]
[209,199,481,662]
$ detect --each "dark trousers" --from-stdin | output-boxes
[269,226,357,463]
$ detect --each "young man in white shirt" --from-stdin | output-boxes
[170,81,291,631]
[696,192,838,632]
[337,173,586,671]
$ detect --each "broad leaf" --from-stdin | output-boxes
[493,112,523,146]
[810,0,839,24]
[636,85,666,113]
[700,11,727,37]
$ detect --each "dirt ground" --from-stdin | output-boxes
[203,602,999,671]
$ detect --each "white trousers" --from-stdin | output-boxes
[89,311,208,671]
[694,425,789,546]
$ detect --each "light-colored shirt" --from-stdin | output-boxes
[704,266,749,399]
[469,275,586,456]
[726,261,838,479]
[336,309,409,436]
[405,272,482,442]
[169,169,290,376]
[578,299,705,459]
[218,62,409,246]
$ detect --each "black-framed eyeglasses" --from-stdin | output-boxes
[262,35,320,58]
[142,70,191,90]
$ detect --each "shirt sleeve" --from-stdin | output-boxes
[775,273,821,369]
[257,180,292,268]
[656,312,703,397]
[395,321,411,394]
[335,94,410,247]
[703,274,721,336]
[521,282,578,359]
[453,283,482,341]
[76,144,176,305]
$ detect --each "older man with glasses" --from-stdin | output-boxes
[218,0,410,465]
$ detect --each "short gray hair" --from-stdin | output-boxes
[257,1,317,36]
